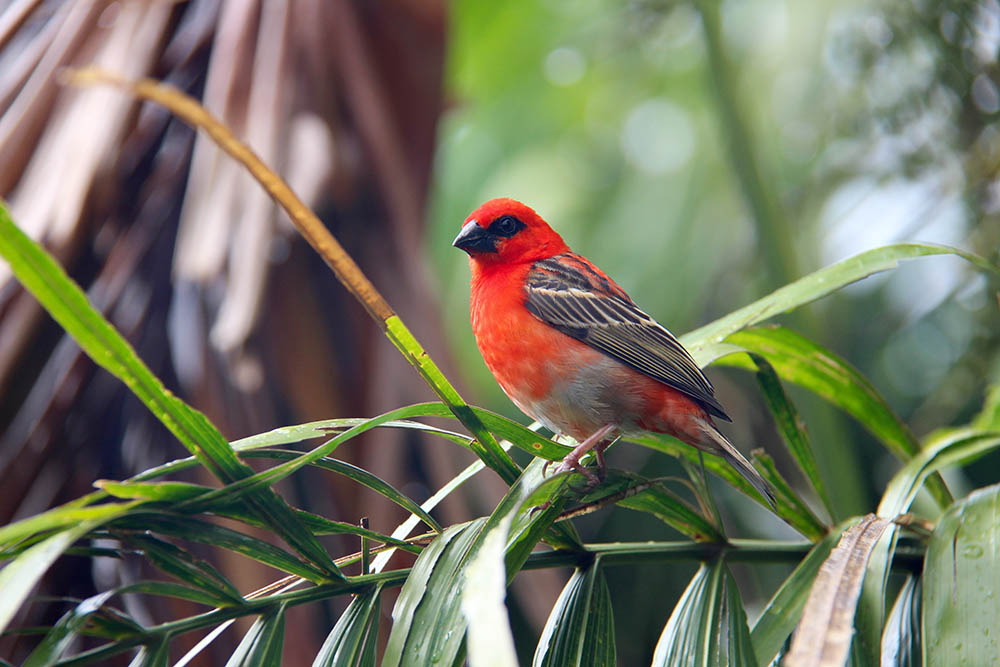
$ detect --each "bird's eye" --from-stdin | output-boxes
[491,215,523,237]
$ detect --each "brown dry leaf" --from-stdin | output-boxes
[784,514,892,667]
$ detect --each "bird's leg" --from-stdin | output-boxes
[593,435,620,481]
[552,424,618,486]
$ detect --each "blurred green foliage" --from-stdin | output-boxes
[430,0,999,494]
[428,1,1000,660]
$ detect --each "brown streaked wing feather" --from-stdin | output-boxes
[525,256,731,421]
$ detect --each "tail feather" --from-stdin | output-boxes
[694,418,776,509]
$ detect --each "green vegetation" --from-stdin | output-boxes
[2,1,999,664]
[1,198,997,663]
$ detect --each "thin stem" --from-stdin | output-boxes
[63,68,519,484]
[695,0,798,289]
[360,517,371,576]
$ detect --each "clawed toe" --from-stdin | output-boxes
[549,460,571,476]
[550,460,600,490]
[543,425,617,493]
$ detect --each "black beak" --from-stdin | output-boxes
[452,221,498,254]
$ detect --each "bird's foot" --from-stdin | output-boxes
[532,457,601,513]
[541,425,617,499]
[552,457,601,490]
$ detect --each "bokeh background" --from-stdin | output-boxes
[1,0,998,663]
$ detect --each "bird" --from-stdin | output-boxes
[453,197,775,508]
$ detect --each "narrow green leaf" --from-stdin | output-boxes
[463,518,518,667]
[0,204,338,578]
[533,559,616,667]
[879,429,1000,518]
[364,403,569,461]
[77,604,144,640]
[239,415,574,560]
[173,621,238,666]
[63,546,125,559]
[881,576,920,667]
[110,412,481,493]
[0,205,227,479]
[230,416,474,451]
[113,513,328,581]
[443,414,581,559]
[383,520,485,667]
[174,501,421,556]
[123,533,244,604]
[610,472,724,542]
[96,480,209,502]
[719,327,952,509]
[83,407,551,524]
[35,572,408,666]
[749,354,832,518]
[63,610,142,647]
[722,328,919,460]
[23,591,116,666]
[473,450,582,555]
[384,315,521,484]
[243,450,442,532]
[751,452,828,542]
[502,461,576,572]
[385,462,566,667]
[629,434,763,505]
[128,638,170,667]
[291,511,424,552]
[751,521,856,666]
[652,559,757,666]
[67,405,549,555]
[237,402,568,462]
[291,403,567,462]
[312,585,382,667]
[471,409,569,461]
[972,384,1000,431]
[119,581,233,608]
[858,428,1000,663]
[176,404,511,515]
[679,455,724,533]
[371,455,492,574]
[225,603,287,667]
[0,502,137,552]
[923,484,1000,667]
[722,561,760,665]
[628,433,825,539]
[0,506,132,634]
[681,243,997,364]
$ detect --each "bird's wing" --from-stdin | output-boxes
[524,254,730,421]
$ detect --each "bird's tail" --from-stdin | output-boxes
[693,418,776,509]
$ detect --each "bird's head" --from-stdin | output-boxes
[453,198,569,266]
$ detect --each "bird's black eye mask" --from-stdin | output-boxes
[488,215,526,237]
[452,215,526,254]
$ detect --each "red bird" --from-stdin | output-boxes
[453,198,775,507]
